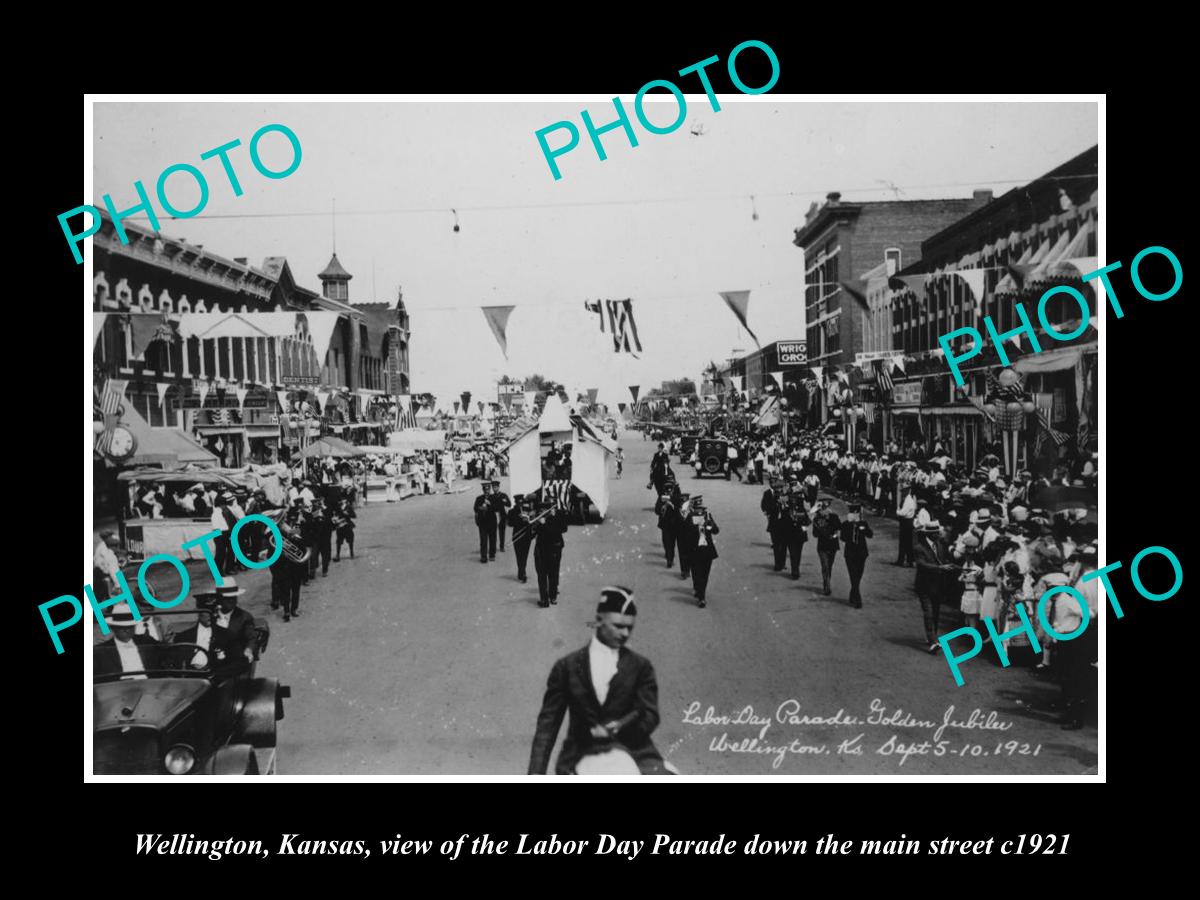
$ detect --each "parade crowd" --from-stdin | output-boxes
[644,424,1099,730]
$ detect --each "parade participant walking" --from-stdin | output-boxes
[895,486,917,566]
[684,495,719,608]
[914,520,957,651]
[474,481,497,563]
[840,502,874,609]
[649,443,672,494]
[761,478,787,572]
[655,481,680,569]
[332,497,356,561]
[528,587,669,775]
[508,495,534,583]
[310,498,334,577]
[811,497,841,596]
[726,442,742,481]
[533,499,567,607]
[277,502,308,622]
[490,481,512,552]
[782,492,810,581]
[675,493,695,582]
[1054,543,1097,730]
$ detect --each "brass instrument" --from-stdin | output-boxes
[267,516,312,564]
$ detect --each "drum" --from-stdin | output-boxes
[574,748,640,775]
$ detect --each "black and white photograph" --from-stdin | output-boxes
[84,96,1101,778]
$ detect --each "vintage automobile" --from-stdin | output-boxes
[692,438,730,478]
[93,610,289,775]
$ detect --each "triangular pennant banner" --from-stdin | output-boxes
[275,390,289,413]
[198,381,211,407]
[731,376,744,391]
[481,305,515,359]
[235,386,249,408]
[587,388,598,405]
[629,385,640,404]
[889,274,927,296]
[453,401,461,415]
[618,402,627,413]
[156,381,170,409]
[477,401,484,414]
[523,391,537,409]
[893,357,907,374]
[718,290,760,348]
[955,270,987,312]
[768,371,784,389]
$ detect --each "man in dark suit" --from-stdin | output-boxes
[655,482,680,569]
[684,495,720,608]
[507,495,534,583]
[212,580,260,663]
[811,496,841,596]
[96,602,161,679]
[675,493,695,581]
[649,443,672,494]
[490,481,512,552]
[529,587,670,775]
[172,599,245,675]
[781,491,810,581]
[474,481,497,563]
[840,501,874,609]
[533,499,567,607]
[761,478,786,572]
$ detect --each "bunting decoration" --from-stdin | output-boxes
[718,290,760,348]
[628,385,640,404]
[618,402,627,413]
[198,381,211,408]
[955,270,987,313]
[155,381,170,409]
[477,401,485,415]
[586,388,598,405]
[767,371,784,390]
[453,401,461,415]
[893,356,906,374]
[731,375,744,391]
[889,274,927,297]
[481,305,515,359]
[276,390,289,414]
[873,359,894,400]
[523,391,537,410]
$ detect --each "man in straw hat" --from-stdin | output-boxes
[528,586,669,775]
[98,601,160,680]
[211,577,258,663]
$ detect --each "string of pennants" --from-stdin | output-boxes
[477,291,761,361]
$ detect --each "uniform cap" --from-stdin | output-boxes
[597,586,637,616]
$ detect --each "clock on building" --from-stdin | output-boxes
[105,425,138,462]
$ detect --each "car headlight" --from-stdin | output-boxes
[164,745,196,775]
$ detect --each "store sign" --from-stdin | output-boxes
[777,341,808,366]
[854,350,904,366]
[498,383,524,397]
[892,382,922,406]
[283,376,321,386]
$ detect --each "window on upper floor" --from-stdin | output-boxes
[885,248,901,276]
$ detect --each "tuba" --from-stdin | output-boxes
[267,515,312,564]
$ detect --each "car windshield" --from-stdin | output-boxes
[94,641,214,680]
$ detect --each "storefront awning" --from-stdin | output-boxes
[122,404,218,467]
[920,405,985,416]
[1013,345,1091,374]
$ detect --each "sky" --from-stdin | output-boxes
[93,100,1097,409]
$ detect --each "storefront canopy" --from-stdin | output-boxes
[121,403,218,468]
[299,437,366,458]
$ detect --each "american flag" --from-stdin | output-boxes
[874,359,894,397]
[542,479,571,510]
[586,299,642,355]
[396,405,418,429]
[1036,409,1071,446]
[99,378,127,415]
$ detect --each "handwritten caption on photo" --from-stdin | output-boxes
[41,515,283,653]
[938,543,1181,686]
[136,831,1072,861]
[534,40,780,181]
[680,698,1035,768]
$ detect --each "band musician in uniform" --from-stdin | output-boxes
[508,494,534,583]
[490,480,512,552]
[533,498,567,608]
[474,481,497,563]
